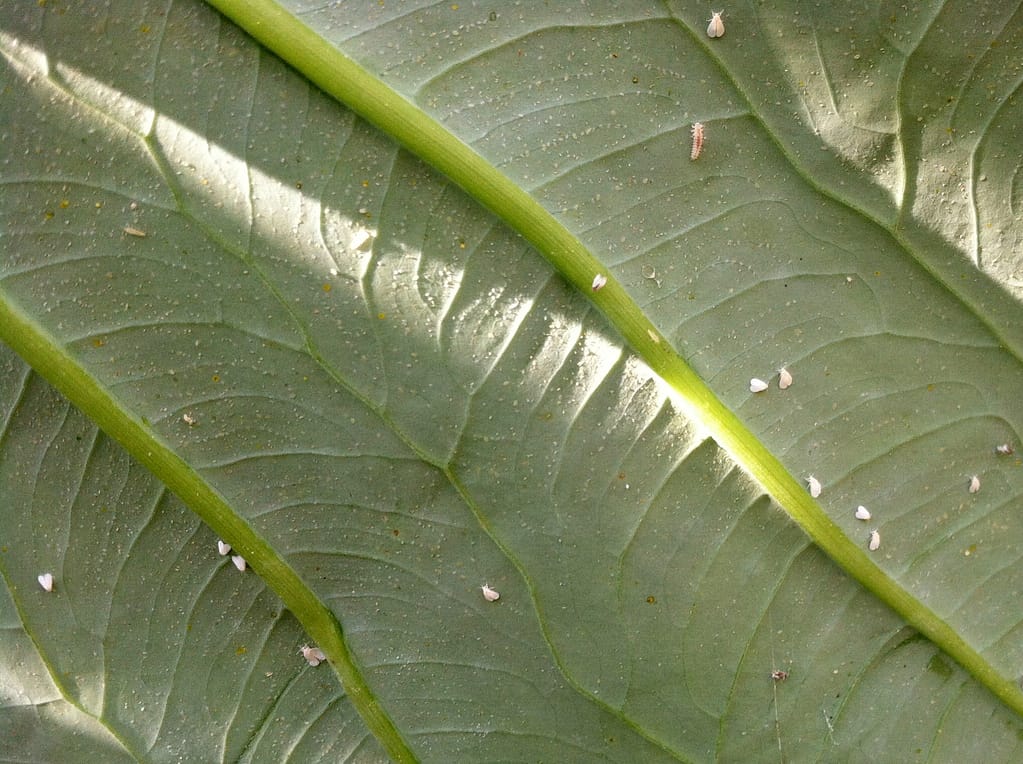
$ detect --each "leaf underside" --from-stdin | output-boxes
[2,2,1023,762]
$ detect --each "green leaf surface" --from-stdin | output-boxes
[3,1,1023,761]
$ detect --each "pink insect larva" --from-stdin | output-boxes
[690,122,705,160]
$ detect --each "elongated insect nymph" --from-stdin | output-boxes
[690,122,705,160]
[806,475,822,498]
[481,584,500,602]
[707,11,725,38]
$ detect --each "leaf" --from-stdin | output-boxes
[3,1,1023,761]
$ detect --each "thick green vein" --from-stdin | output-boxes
[204,0,1023,719]
[0,297,418,764]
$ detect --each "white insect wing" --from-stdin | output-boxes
[707,11,725,37]
[806,476,822,498]
[38,573,54,592]
[749,378,769,393]
[217,540,232,556]
[300,645,326,666]
[855,505,871,521]
[231,555,247,572]
[481,584,500,602]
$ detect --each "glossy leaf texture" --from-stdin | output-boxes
[2,2,1023,761]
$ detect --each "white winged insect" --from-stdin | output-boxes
[806,475,822,498]
[707,10,725,38]
[299,644,326,667]
[37,573,54,592]
[481,584,500,602]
